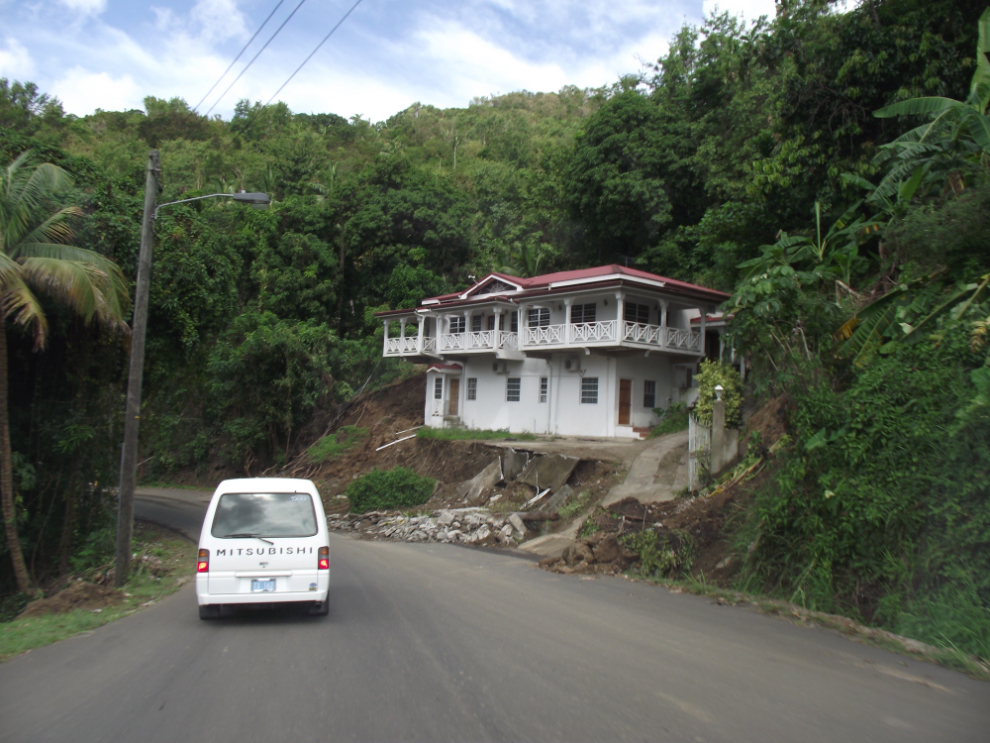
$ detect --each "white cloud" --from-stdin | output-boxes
[190,0,248,42]
[0,37,35,79]
[51,67,142,114]
[57,0,107,16]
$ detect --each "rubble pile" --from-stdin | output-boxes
[328,507,533,546]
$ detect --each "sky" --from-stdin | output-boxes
[0,0,778,123]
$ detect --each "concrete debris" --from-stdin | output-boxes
[456,458,504,502]
[538,484,573,513]
[327,507,531,546]
[517,454,579,493]
[500,449,529,482]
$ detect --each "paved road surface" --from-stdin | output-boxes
[1,490,987,742]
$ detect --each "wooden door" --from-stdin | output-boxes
[618,379,631,425]
[448,378,460,416]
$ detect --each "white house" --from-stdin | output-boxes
[375,265,731,439]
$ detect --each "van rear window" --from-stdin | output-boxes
[211,493,318,538]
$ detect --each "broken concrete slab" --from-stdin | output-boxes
[539,484,573,513]
[508,513,526,538]
[501,449,529,482]
[456,458,504,502]
[517,454,579,493]
[517,533,577,560]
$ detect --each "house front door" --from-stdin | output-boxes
[618,379,631,425]
[448,378,460,416]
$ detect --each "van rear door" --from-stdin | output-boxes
[207,491,323,595]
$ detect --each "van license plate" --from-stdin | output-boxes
[251,579,276,592]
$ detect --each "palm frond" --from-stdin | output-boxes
[874,97,967,119]
[0,276,47,349]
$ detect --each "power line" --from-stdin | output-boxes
[266,0,364,105]
[204,0,309,117]
[194,0,287,113]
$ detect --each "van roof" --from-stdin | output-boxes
[214,477,318,496]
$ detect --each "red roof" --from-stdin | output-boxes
[375,264,729,317]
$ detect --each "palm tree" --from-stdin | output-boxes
[1,152,129,595]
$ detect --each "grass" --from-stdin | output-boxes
[307,425,369,463]
[558,489,592,520]
[0,523,196,662]
[416,426,537,441]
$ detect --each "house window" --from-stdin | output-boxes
[624,302,650,325]
[506,377,521,402]
[510,311,518,333]
[571,303,596,325]
[471,314,482,332]
[449,316,465,334]
[581,377,599,404]
[434,377,443,400]
[487,315,496,331]
[467,378,477,400]
[644,380,656,409]
[528,307,550,327]
[539,377,548,403]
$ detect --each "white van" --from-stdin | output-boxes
[196,477,330,619]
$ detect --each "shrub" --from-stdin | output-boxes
[345,467,436,513]
[693,360,744,428]
[650,402,689,436]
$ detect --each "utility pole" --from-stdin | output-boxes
[115,150,159,588]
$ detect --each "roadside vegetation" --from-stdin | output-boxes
[0,523,194,661]
[344,467,437,513]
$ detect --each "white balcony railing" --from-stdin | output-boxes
[666,327,702,351]
[385,335,433,355]
[623,322,662,346]
[571,320,617,343]
[423,337,436,353]
[440,330,497,352]
[498,331,518,350]
[524,324,564,346]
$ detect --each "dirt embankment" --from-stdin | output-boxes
[541,394,793,583]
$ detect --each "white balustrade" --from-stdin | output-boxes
[423,337,436,353]
[571,320,616,343]
[524,324,565,346]
[498,331,518,350]
[688,330,703,351]
[623,322,662,346]
[385,337,402,355]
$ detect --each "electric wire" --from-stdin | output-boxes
[194,0,287,113]
[204,0,309,117]
[265,0,364,105]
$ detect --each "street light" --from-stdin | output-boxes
[114,150,270,587]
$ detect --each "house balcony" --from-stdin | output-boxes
[384,321,702,359]
[523,321,703,354]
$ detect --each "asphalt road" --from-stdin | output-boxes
[1,491,988,742]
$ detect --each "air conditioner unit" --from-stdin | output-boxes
[492,361,508,374]
[564,357,581,372]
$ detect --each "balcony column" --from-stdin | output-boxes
[699,309,707,355]
[615,291,624,342]
[659,300,668,349]
[518,303,528,349]
[399,319,406,351]
[563,298,572,345]
[383,319,390,355]
[493,307,502,349]
[417,314,425,353]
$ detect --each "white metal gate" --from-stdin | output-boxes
[688,414,711,491]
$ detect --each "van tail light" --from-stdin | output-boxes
[318,546,329,570]
[197,549,209,573]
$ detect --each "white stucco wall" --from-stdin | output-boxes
[425,352,679,438]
